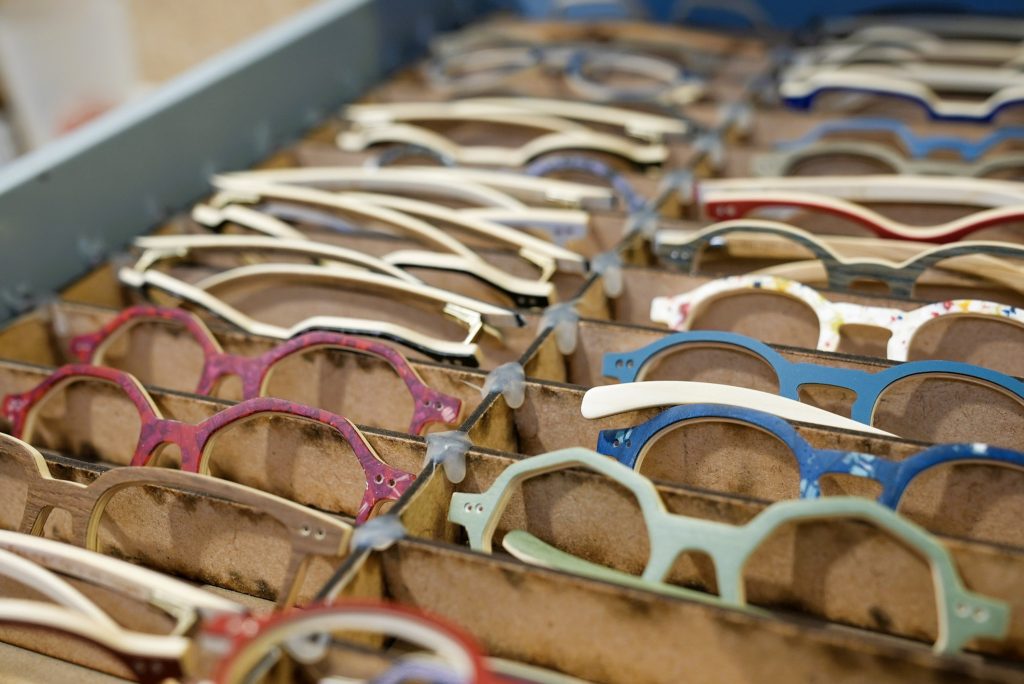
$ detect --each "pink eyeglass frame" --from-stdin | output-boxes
[0,364,414,523]
[67,306,462,436]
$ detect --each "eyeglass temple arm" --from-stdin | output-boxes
[133,233,420,284]
[581,381,896,437]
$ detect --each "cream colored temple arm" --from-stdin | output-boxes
[204,180,478,258]
[345,98,688,140]
[134,231,554,307]
[0,600,189,664]
[204,182,590,285]
[192,203,306,239]
[580,381,895,436]
[338,121,669,167]
[185,195,560,305]
[0,531,242,635]
[0,549,118,629]
[191,263,520,327]
[787,61,1024,92]
[451,97,690,141]
[214,167,615,210]
[118,266,490,365]
[339,192,587,273]
[132,234,419,283]
[462,207,593,243]
[699,176,1024,206]
[801,34,1024,68]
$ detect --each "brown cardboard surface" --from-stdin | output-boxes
[0,641,130,684]
[379,537,1023,683]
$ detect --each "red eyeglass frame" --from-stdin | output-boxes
[68,306,462,436]
[199,601,503,684]
[1,364,414,523]
[701,194,1024,244]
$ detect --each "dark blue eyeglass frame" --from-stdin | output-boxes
[782,85,1024,124]
[602,330,1024,426]
[775,117,1024,163]
[595,403,1024,509]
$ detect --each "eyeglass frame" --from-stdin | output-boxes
[1,364,414,523]
[648,273,1024,360]
[67,305,462,436]
[448,447,1008,654]
[596,402,1024,508]
[603,329,1024,429]
[0,432,351,607]
[653,220,1024,300]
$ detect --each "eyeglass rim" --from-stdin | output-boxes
[68,306,463,436]
[447,446,1008,654]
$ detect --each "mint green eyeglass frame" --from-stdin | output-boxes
[448,448,1009,655]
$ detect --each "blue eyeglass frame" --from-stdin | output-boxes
[782,86,1024,124]
[602,330,1024,427]
[595,402,1024,509]
[775,117,1024,163]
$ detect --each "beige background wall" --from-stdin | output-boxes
[128,0,322,82]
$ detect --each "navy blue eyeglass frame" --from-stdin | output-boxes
[782,86,1024,124]
[595,403,1024,509]
[775,117,1024,163]
[602,330,1024,426]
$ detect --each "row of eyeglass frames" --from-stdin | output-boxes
[4,9,1024,684]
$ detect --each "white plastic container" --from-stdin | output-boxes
[0,0,138,149]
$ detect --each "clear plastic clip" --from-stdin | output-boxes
[483,362,526,409]
[46,298,70,340]
[541,301,580,355]
[625,206,660,240]
[351,515,406,553]
[719,101,753,139]
[666,169,697,208]
[695,132,725,173]
[425,430,473,484]
[592,251,624,298]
